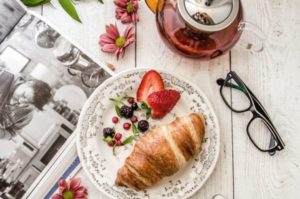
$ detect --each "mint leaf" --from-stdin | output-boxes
[103,136,112,143]
[122,135,134,145]
[98,0,104,3]
[110,97,125,106]
[115,105,121,117]
[141,101,152,119]
[131,122,139,136]
[122,95,131,100]
[141,101,148,109]
[146,109,152,120]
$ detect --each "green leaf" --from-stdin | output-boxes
[122,135,134,145]
[58,0,81,23]
[21,0,51,7]
[109,98,119,103]
[98,0,104,3]
[110,97,125,106]
[115,105,121,117]
[141,101,148,109]
[131,122,139,136]
[112,146,116,156]
[103,136,112,143]
[141,101,152,119]
[122,95,131,100]
[146,109,152,120]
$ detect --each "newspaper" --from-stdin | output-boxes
[0,1,112,198]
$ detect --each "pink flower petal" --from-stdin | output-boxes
[123,25,134,38]
[121,14,133,23]
[74,188,88,197]
[99,35,115,46]
[106,24,120,39]
[51,193,63,199]
[132,13,139,23]
[132,1,139,9]
[102,44,118,53]
[74,197,87,199]
[115,48,125,60]
[70,178,81,191]
[114,0,127,7]
[58,179,68,191]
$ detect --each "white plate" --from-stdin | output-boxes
[76,68,220,199]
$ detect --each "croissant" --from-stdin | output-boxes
[115,113,205,190]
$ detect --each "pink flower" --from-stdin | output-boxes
[99,24,135,59]
[51,178,88,199]
[114,0,139,24]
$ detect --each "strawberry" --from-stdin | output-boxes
[147,89,181,119]
[137,70,164,102]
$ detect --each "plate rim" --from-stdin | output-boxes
[76,67,220,199]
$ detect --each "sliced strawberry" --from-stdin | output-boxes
[137,70,164,102]
[147,89,181,119]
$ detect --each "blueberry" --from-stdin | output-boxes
[103,128,115,138]
[138,120,149,133]
[131,102,138,111]
[120,105,133,118]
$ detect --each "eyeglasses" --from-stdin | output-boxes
[217,71,285,155]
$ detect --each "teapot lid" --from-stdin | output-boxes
[178,0,240,32]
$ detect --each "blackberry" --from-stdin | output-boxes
[131,102,138,111]
[138,120,149,133]
[103,128,115,138]
[120,105,133,118]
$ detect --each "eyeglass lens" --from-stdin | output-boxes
[221,77,251,112]
[247,117,277,151]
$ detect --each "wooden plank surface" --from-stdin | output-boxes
[231,0,300,198]
[27,0,300,198]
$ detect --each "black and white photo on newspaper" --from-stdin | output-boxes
[0,2,111,198]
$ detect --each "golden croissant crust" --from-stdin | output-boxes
[115,113,206,190]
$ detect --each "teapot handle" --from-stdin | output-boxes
[237,21,265,52]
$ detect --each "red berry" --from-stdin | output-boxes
[112,116,119,123]
[123,122,131,130]
[115,133,122,141]
[108,140,116,147]
[127,97,135,104]
[137,70,164,102]
[147,89,180,119]
[130,115,138,123]
[116,140,122,146]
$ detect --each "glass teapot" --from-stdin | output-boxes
[153,0,265,59]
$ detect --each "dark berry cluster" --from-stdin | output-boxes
[103,96,150,151]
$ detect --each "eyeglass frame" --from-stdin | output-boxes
[216,71,285,155]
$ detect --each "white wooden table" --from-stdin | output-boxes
[29,0,300,198]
